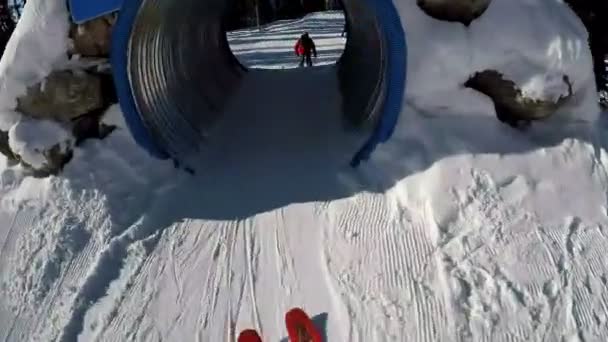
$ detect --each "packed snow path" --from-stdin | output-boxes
[2,1,608,341]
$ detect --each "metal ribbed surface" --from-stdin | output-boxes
[117,0,405,168]
[351,0,407,166]
[338,0,386,127]
[128,0,245,165]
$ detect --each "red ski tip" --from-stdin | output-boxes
[285,308,322,342]
[238,329,262,342]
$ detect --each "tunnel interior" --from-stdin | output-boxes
[112,0,403,170]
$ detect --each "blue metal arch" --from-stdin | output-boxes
[107,0,406,165]
[350,0,407,167]
[110,0,170,160]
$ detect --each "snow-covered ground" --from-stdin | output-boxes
[1,1,608,341]
[227,11,346,69]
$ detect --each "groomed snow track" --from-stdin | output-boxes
[110,0,406,169]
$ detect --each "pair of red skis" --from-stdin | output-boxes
[238,308,322,342]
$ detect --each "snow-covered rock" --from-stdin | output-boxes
[0,0,70,110]
[0,1,120,175]
[464,70,573,126]
[8,119,74,176]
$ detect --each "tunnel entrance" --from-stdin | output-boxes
[225,1,346,70]
[112,0,404,171]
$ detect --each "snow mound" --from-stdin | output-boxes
[8,119,73,169]
[0,0,607,341]
[0,0,70,112]
[400,0,599,122]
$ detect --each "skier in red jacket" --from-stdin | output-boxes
[294,32,317,68]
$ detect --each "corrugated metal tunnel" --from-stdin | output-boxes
[111,0,406,169]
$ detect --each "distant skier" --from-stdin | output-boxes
[294,32,317,68]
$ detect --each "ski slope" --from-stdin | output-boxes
[1,1,608,341]
[227,11,346,69]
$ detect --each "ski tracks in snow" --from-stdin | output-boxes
[322,190,448,341]
[86,202,349,342]
[422,168,608,341]
[76,206,314,342]
[322,164,608,341]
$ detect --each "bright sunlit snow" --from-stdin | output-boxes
[1,1,608,341]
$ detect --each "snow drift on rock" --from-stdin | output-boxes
[399,0,599,122]
[8,119,73,168]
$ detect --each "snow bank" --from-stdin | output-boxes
[0,1,607,341]
[0,0,70,111]
[0,0,73,171]
[397,0,599,122]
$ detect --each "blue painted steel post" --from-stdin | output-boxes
[351,0,407,167]
[110,0,170,159]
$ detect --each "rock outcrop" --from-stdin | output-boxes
[464,70,573,127]
[417,0,492,26]
[71,71,118,145]
[69,13,116,57]
[17,70,104,122]
[1,8,121,177]
[11,67,119,175]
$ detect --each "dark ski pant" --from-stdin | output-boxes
[299,54,313,67]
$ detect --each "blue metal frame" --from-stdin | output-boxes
[110,0,170,159]
[105,0,406,165]
[350,0,407,167]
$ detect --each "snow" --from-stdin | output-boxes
[8,119,73,169]
[1,0,607,341]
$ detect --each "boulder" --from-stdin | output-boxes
[17,70,104,122]
[72,71,118,145]
[69,13,116,57]
[417,0,492,26]
[464,70,573,127]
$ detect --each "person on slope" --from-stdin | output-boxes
[294,32,317,68]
